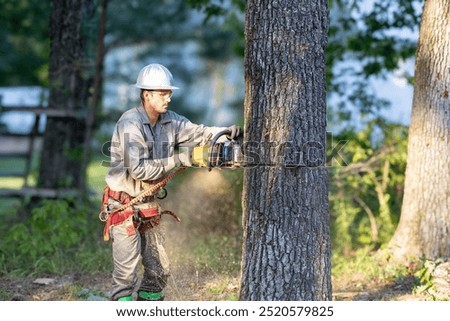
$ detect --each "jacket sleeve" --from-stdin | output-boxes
[114,119,179,181]
[171,113,228,147]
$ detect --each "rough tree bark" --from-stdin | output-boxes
[240,0,331,300]
[388,0,450,262]
[38,0,94,190]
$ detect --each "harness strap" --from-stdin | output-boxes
[113,167,187,214]
[101,167,187,241]
[108,187,131,204]
[139,207,159,218]
[102,209,135,241]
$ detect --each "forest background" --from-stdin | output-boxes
[0,0,446,301]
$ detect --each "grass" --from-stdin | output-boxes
[0,154,107,193]
[332,247,411,282]
[0,153,39,187]
[0,287,12,300]
[0,157,27,173]
[0,177,25,189]
[0,198,21,213]
[87,156,109,195]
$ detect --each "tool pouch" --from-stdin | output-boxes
[134,206,181,233]
[134,206,161,232]
[100,187,181,240]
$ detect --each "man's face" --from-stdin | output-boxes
[147,90,173,115]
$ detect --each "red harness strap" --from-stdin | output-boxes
[102,209,134,240]
[101,187,162,241]
[139,207,159,218]
[101,186,135,241]
[102,186,131,205]
[101,168,187,241]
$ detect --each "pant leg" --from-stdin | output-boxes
[138,223,170,293]
[109,217,141,300]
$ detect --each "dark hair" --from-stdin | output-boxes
[140,90,147,104]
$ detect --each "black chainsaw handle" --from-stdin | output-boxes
[207,129,232,169]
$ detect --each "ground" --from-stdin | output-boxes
[0,265,429,301]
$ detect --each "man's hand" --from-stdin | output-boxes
[227,125,242,140]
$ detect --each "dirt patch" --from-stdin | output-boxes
[332,274,428,301]
[0,273,109,301]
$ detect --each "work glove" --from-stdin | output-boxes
[227,125,242,140]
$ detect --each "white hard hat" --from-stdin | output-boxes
[134,63,179,90]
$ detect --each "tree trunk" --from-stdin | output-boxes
[38,0,93,190]
[388,0,450,262]
[240,0,331,300]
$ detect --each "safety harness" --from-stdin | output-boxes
[99,167,186,241]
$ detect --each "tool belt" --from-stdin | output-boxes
[99,186,179,241]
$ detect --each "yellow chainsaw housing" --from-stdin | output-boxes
[192,145,209,167]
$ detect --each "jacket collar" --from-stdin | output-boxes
[136,104,172,125]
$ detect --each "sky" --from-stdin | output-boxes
[375,60,415,124]
[0,87,47,134]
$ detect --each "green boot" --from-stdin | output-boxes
[117,295,133,301]
[137,291,164,301]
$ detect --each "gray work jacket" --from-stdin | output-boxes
[105,105,226,196]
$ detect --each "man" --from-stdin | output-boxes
[103,63,240,301]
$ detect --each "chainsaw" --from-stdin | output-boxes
[185,128,244,170]
[149,129,244,200]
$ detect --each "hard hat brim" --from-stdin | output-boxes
[133,84,179,90]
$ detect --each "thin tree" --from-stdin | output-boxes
[38,0,95,191]
[240,0,331,300]
[388,0,450,262]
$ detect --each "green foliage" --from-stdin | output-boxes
[106,0,190,48]
[327,0,422,119]
[332,246,413,283]
[187,0,227,18]
[185,0,245,56]
[187,0,245,20]
[0,287,12,300]
[413,260,450,300]
[0,0,50,85]
[0,199,110,276]
[187,0,422,119]
[328,0,422,75]
[328,120,408,254]
[414,261,434,295]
